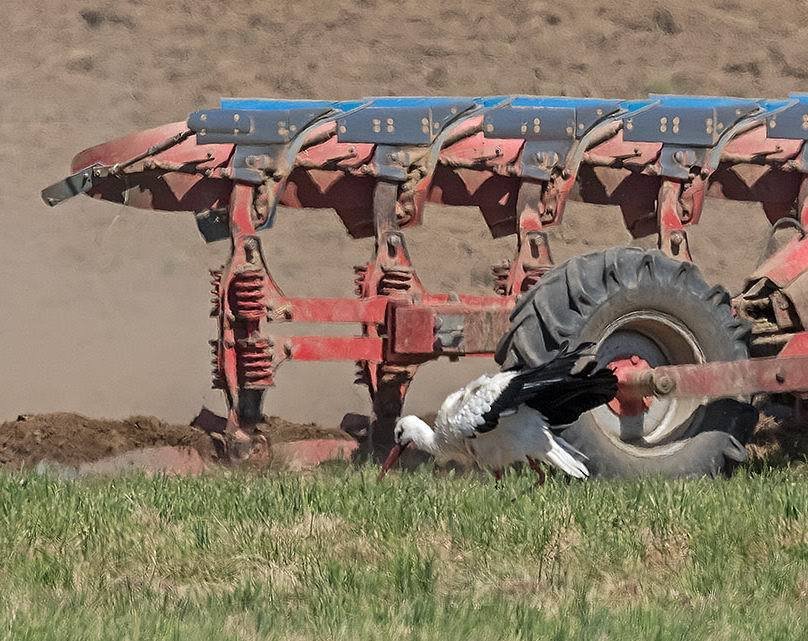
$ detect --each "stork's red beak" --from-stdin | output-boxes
[377,442,409,481]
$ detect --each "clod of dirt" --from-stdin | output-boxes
[256,416,355,444]
[0,411,357,472]
[747,412,808,465]
[0,413,217,470]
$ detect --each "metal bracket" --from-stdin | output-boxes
[41,164,109,206]
[657,146,708,180]
[434,314,464,350]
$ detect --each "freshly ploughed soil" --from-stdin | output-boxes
[0,413,351,470]
[1,409,802,472]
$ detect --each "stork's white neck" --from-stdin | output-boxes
[399,416,440,455]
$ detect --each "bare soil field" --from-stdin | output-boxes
[1,1,806,456]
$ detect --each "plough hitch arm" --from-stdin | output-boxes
[617,333,808,406]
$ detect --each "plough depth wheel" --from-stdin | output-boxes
[496,248,757,478]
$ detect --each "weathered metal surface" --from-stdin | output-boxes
[753,236,808,286]
[55,121,234,212]
[623,95,758,147]
[620,338,808,399]
[188,103,332,145]
[765,94,808,140]
[337,97,475,146]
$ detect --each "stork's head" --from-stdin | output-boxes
[377,415,432,480]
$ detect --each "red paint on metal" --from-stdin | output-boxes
[273,297,388,323]
[71,121,234,212]
[281,336,384,362]
[780,331,808,356]
[753,236,808,286]
[392,306,435,354]
[656,180,693,260]
[620,353,808,398]
[608,355,653,416]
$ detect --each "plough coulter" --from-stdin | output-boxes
[44,93,808,476]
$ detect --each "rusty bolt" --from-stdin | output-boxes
[775,369,786,384]
[630,355,640,365]
[670,231,684,248]
[224,339,235,349]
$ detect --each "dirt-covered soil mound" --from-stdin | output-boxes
[747,413,808,467]
[0,412,351,470]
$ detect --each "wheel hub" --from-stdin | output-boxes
[588,312,706,446]
[607,355,653,416]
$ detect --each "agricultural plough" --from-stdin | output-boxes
[44,93,808,476]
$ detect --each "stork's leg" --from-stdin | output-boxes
[492,469,503,483]
[526,456,546,486]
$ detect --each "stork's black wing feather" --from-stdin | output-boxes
[478,342,618,431]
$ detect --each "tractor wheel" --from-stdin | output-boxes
[495,247,757,479]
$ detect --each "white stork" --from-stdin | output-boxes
[378,343,618,482]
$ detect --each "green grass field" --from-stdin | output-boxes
[1,464,806,641]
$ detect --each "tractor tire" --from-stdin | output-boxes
[495,247,758,479]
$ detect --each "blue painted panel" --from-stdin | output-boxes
[766,94,808,140]
[362,96,478,109]
[758,99,793,112]
[624,94,759,146]
[619,99,656,111]
[483,104,576,141]
[510,95,620,110]
[220,97,335,112]
[476,95,510,108]
[190,104,333,144]
[337,97,477,145]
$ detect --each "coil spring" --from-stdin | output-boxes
[491,260,511,296]
[237,336,274,388]
[353,361,370,386]
[231,270,266,321]
[353,264,368,296]
[209,268,222,317]
[379,264,413,295]
[209,339,224,389]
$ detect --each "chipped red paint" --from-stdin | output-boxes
[753,236,808,286]
[619,332,808,400]
[608,355,654,416]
